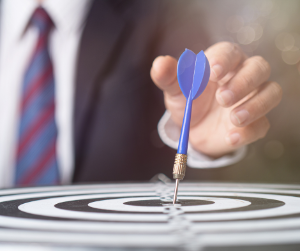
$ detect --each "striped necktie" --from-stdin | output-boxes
[14,7,60,186]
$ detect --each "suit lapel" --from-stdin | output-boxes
[73,0,132,173]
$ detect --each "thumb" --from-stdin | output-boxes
[151,55,181,96]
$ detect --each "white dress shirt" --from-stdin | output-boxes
[0,0,245,188]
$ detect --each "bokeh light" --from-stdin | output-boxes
[282,46,300,65]
[275,33,295,51]
[250,23,264,41]
[237,26,255,45]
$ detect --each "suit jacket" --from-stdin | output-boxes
[72,0,209,183]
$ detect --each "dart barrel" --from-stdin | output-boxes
[173,153,187,180]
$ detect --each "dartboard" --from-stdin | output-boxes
[1,182,300,250]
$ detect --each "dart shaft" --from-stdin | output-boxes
[173,95,191,203]
[177,95,193,155]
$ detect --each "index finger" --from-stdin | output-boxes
[205,42,247,82]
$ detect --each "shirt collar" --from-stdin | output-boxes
[43,0,92,35]
[1,0,92,41]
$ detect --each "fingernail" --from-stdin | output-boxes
[233,109,250,125]
[217,90,234,106]
[225,133,240,145]
[212,64,223,79]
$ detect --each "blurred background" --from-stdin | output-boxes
[185,0,300,184]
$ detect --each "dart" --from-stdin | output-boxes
[173,49,210,204]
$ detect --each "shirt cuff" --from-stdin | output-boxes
[157,110,247,168]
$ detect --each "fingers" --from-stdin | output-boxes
[151,42,247,98]
[205,42,246,82]
[225,80,282,148]
[216,56,271,107]
[150,55,181,97]
[225,116,270,147]
[230,81,282,127]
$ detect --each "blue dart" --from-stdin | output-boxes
[173,49,210,204]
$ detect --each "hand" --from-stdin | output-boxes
[151,42,282,158]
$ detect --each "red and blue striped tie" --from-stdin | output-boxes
[15,7,60,186]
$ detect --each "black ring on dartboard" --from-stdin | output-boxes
[0,193,294,223]
[56,198,214,214]
[54,196,285,215]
